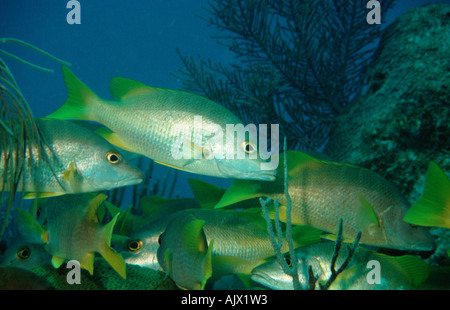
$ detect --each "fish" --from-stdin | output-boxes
[403,161,450,229]
[121,206,322,279]
[157,213,214,290]
[0,266,55,290]
[0,237,51,270]
[251,241,431,290]
[17,193,127,279]
[46,66,277,181]
[0,118,143,198]
[214,151,436,251]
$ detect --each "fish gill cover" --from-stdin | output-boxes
[0,0,449,293]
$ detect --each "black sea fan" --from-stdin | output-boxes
[175,0,395,150]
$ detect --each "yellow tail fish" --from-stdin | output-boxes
[47,67,277,181]
[17,193,127,279]
[215,151,436,251]
[0,118,143,198]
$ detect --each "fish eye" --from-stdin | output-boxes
[127,239,143,252]
[241,141,256,154]
[17,246,31,260]
[106,152,122,165]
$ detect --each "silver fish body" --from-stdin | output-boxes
[273,158,435,251]
[122,208,288,276]
[0,118,143,195]
[47,67,277,181]
[217,151,436,251]
[251,241,428,290]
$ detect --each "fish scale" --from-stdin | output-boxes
[0,118,143,196]
[99,91,241,164]
[273,159,434,250]
[251,241,431,290]
[215,151,436,251]
[47,67,277,181]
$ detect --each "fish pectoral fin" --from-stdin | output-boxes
[356,194,380,227]
[63,161,76,182]
[63,161,83,193]
[95,127,135,153]
[181,218,208,254]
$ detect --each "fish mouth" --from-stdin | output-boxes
[122,176,144,186]
[251,271,278,289]
[245,169,278,181]
[103,175,143,190]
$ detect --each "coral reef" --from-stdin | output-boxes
[324,4,450,267]
[324,3,450,203]
[30,258,177,290]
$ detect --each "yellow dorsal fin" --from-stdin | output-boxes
[109,77,158,101]
[285,151,322,176]
[51,256,66,269]
[187,178,226,209]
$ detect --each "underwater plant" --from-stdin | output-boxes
[0,38,71,238]
[175,0,396,150]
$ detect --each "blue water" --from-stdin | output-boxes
[0,0,445,198]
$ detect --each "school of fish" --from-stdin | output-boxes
[1,66,449,290]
